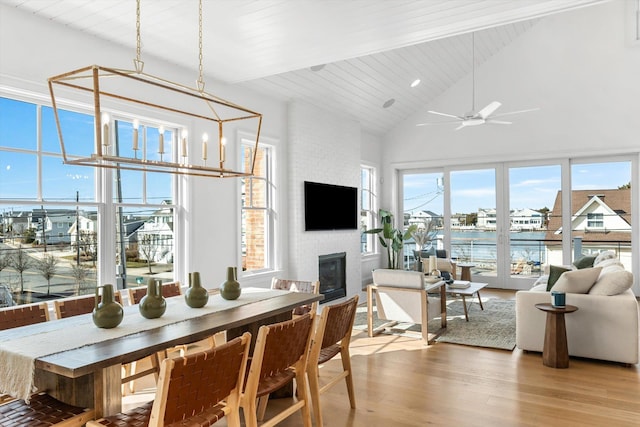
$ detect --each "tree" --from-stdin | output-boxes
[0,251,10,273]
[80,231,98,267]
[619,182,631,189]
[139,234,158,274]
[10,245,31,294]
[71,263,91,295]
[36,254,58,296]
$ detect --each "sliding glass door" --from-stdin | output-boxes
[400,156,635,291]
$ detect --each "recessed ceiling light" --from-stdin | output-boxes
[382,98,395,108]
[310,64,326,72]
[411,79,421,88]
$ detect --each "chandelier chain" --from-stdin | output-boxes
[197,0,204,91]
[136,0,141,63]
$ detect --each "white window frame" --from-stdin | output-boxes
[238,132,277,277]
[361,164,377,256]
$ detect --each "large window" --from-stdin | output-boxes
[400,158,634,289]
[360,165,377,254]
[0,96,178,307]
[240,136,275,274]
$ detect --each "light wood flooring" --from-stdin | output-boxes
[124,289,640,426]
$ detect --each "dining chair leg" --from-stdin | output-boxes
[307,363,323,427]
[242,396,259,427]
[296,370,313,427]
[257,394,269,421]
[341,348,356,408]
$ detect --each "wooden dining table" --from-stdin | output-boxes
[0,287,322,418]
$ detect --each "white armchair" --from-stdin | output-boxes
[367,269,447,345]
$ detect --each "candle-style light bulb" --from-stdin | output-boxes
[132,119,139,151]
[220,136,227,163]
[158,125,165,154]
[202,133,208,161]
[101,113,110,148]
[181,129,188,158]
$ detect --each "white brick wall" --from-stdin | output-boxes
[287,101,362,302]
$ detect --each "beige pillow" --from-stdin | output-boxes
[589,270,634,295]
[550,267,602,294]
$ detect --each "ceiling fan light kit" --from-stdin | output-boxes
[417,32,539,130]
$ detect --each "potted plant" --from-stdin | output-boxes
[364,209,416,269]
[410,218,437,271]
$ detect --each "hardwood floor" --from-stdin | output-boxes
[125,289,640,426]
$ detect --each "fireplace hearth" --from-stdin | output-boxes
[318,252,347,303]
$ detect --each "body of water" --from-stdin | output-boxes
[407,230,548,265]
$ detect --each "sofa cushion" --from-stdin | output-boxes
[593,250,617,267]
[589,270,634,295]
[573,255,597,269]
[546,265,572,291]
[550,267,602,294]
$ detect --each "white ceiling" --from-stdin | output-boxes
[1,0,609,135]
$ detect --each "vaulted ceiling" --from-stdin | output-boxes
[1,0,609,135]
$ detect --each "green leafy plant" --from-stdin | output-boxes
[364,209,417,269]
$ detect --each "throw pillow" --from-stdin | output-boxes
[550,266,602,294]
[593,250,617,267]
[546,265,571,291]
[573,255,597,269]
[589,270,634,295]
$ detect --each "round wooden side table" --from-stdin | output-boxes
[458,263,475,282]
[535,303,578,368]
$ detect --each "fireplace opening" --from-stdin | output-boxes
[318,252,347,304]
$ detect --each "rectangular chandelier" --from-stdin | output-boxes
[48,64,263,178]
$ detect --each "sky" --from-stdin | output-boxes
[0,97,172,206]
[0,96,633,217]
[403,161,632,216]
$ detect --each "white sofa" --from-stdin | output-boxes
[516,252,639,365]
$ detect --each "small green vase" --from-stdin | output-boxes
[139,279,166,319]
[93,284,124,329]
[185,272,209,308]
[220,267,241,300]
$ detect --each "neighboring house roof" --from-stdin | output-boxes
[545,188,631,243]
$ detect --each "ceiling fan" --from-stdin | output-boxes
[417,33,539,131]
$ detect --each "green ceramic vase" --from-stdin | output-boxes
[185,272,209,308]
[220,267,241,300]
[139,279,167,319]
[92,284,124,329]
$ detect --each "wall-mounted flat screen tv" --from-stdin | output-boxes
[304,181,358,231]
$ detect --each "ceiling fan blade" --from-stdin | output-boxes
[454,123,466,131]
[491,107,540,118]
[416,120,461,126]
[487,119,512,125]
[477,101,502,119]
[427,110,464,120]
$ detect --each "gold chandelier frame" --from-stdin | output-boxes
[47,0,262,178]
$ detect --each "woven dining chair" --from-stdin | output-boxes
[241,312,315,427]
[307,295,359,427]
[0,303,96,425]
[53,292,123,319]
[121,281,184,395]
[270,278,320,316]
[86,333,251,427]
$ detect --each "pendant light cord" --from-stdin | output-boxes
[197,0,205,92]
[133,0,144,73]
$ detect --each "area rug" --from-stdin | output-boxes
[353,298,516,351]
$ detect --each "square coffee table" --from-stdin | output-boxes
[445,281,488,321]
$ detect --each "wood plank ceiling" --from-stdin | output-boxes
[1,0,609,135]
